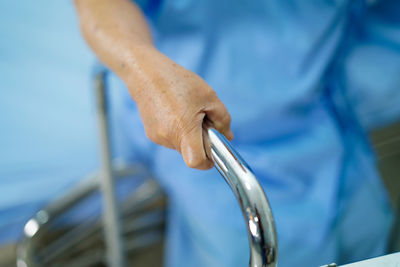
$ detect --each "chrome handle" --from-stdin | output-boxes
[207,128,278,267]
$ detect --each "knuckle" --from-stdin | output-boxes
[156,127,169,141]
[174,119,188,149]
[144,127,166,145]
[223,112,231,125]
[214,113,231,131]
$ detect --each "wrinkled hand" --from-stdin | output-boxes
[126,48,233,169]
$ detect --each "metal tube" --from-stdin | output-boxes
[93,65,277,266]
[207,128,278,267]
[94,68,126,267]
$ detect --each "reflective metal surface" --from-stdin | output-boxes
[16,164,166,267]
[17,64,277,267]
[95,66,125,267]
[16,66,166,267]
[207,128,278,267]
[341,252,400,266]
[321,252,400,267]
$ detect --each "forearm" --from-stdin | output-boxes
[74,0,154,89]
[74,0,233,169]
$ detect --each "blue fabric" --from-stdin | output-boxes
[337,1,400,130]
[112,0,400,266]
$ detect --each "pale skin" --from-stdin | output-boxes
[74,0,233,170]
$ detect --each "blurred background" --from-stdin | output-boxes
[0,0,96,239]
[1,2,168,266]
[0,1,99,264]
[1,1,400,267]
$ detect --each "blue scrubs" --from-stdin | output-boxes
[110,0,400,266]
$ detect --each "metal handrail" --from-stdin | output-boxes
[17,65,278,267]
[208,128,278,267]
[95,64,279,266]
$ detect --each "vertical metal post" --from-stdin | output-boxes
[94,68,125,267]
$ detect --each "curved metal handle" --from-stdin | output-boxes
[207,128,278,267]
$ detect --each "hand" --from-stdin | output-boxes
[74,0,231,169]
[126,47,233,170]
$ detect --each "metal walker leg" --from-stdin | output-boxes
[94,67,125,267]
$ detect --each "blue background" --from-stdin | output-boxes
[0,1,97,243]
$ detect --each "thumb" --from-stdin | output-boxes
[180,124,213,170]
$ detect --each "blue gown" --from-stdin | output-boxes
[109,0,400,266]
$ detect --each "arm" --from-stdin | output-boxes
[74,0,233,169]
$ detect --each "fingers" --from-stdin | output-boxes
[205,101,234,141]
[179,123,214,170]
[179,97,233,170]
